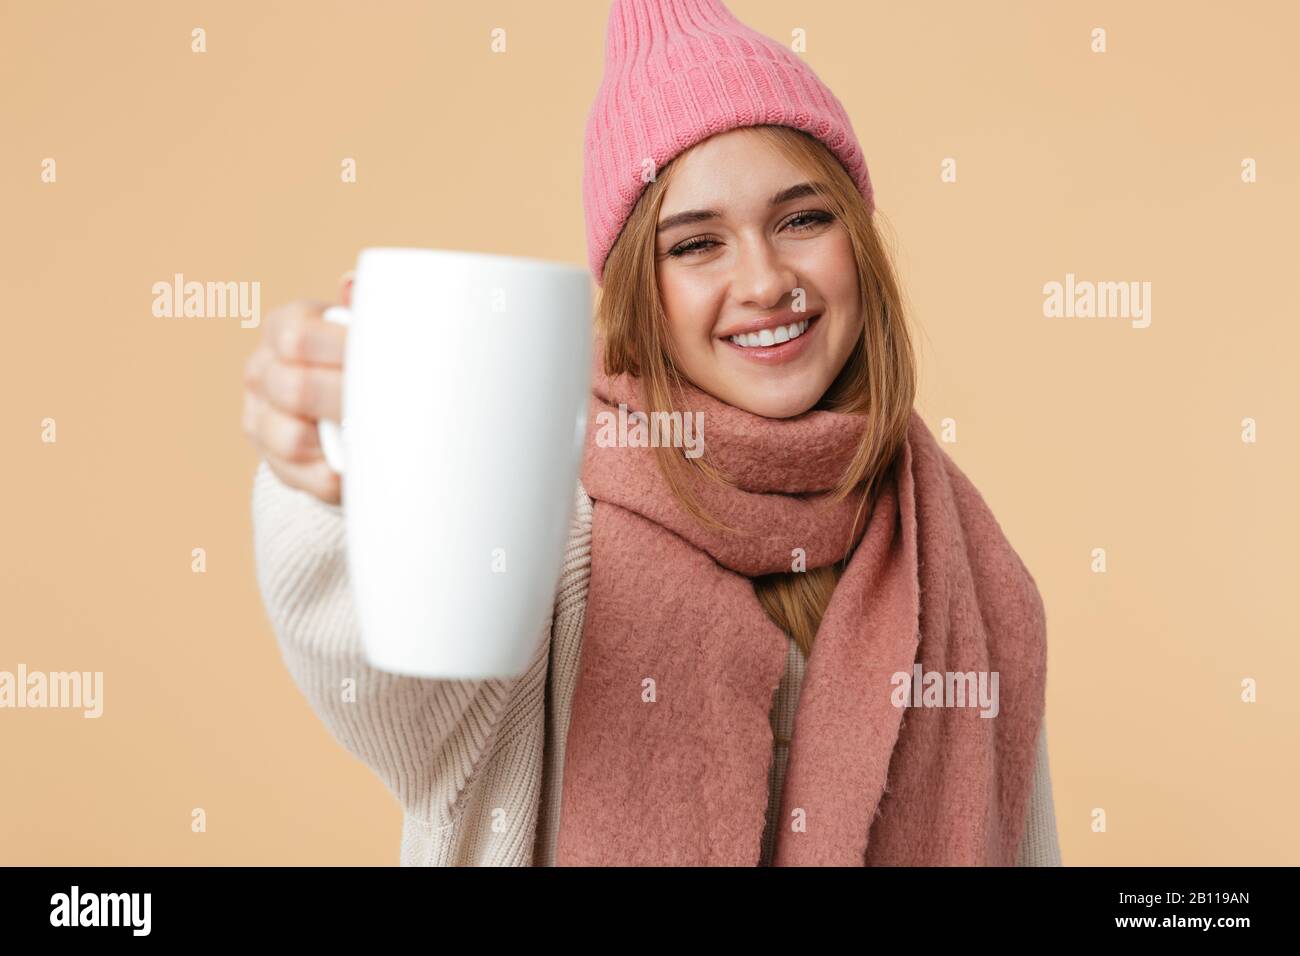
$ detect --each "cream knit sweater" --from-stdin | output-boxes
[251,459,1062,866]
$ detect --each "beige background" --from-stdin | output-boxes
[1,0,1296,865]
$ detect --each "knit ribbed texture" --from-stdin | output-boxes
[583,0,874,285]
[251,460,1061,865]
[760,636,806,865]
[1017,721,1063,866]
[251,459,550,865]
[759,635,1061,866]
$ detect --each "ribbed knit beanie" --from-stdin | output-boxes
[582,0,874,286]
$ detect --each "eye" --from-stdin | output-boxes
[784,209,834,231]
[667,237,718,258]
[664,211,834,259]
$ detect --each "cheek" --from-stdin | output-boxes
[658,273,720,351]
[811,235,859,303]
[802,242,860,363]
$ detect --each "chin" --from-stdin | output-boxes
[717,381,825,419]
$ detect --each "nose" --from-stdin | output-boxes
[731,233,799,310]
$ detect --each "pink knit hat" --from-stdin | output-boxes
[582,0,875,286]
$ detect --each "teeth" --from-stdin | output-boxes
[730,318,811,348]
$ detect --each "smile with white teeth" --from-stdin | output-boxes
[728,317,812,348]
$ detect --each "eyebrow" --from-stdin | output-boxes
[656,182,824,233]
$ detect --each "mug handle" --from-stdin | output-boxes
[318,304,351,474]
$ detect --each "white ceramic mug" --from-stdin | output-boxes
[318,248,592,679]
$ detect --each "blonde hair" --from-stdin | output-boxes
[595,125,917,657]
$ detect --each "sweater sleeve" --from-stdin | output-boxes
[250,458,525,828]
[1016,718,1063,866]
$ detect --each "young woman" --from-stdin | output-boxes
[243,0,1060,866]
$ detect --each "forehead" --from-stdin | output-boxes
[660,128,805,211]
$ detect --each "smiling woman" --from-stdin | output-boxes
[568,0,1052,868]
[603,125,903,426]
[653,160,862,412]
[251,0,1059,868]
[595,123,913,564]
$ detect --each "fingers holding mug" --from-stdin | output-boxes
[257,358,343,423]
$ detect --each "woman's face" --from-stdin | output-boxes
[654,128,862,418]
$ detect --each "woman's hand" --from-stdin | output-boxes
[241,274,352,505]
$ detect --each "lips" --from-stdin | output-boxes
[717,309,818,341]
[720,314,823,364]
[728,316,812,348]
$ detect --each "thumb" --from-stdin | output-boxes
[339,269,355,308]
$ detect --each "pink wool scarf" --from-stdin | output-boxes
[555,349,1048,866]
